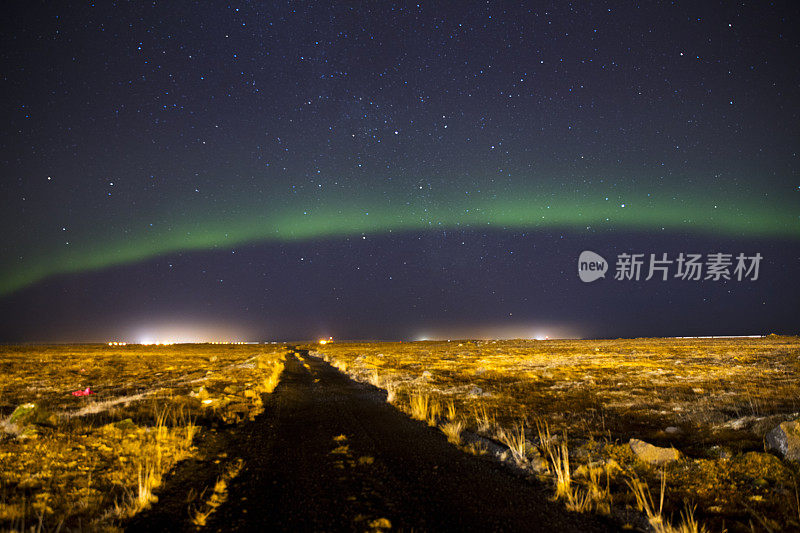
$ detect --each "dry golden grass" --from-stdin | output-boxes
[537,422,572,501]
[313,336,800,531]
[440,420,464,445]
[626,471,668,531]
[426,401,441,427]
[445,400,457,422]
[472,403,495,434]
[0,344,287,530]
[497,422,528,466]
[191,458,244,527]
[409,393,430,422]
[627,471,709,533]
[580,462,613,516]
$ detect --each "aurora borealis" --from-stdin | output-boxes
[3,183,797,297]
[1,2,798,341]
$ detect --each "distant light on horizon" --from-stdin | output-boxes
[671,334,765,339]
[412,323,582,341]
[126,318,254,345]
[132,340,252,345]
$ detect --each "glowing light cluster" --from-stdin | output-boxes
[111,340,256,346]
[128,320,254,345]
[140,341,176,346]
[414,323,579,341]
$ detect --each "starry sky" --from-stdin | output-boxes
[1,2,798,342]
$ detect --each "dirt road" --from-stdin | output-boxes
[127,350,616,532]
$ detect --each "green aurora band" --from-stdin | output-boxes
[2,187,798,296]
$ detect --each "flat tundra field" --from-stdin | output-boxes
[0,344,287,531]
[0,337,798,531]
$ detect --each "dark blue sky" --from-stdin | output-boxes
[1,2,798,341]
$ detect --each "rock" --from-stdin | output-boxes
[190,386,211,401]
[720,414,786,437]
[466,385,484,397]
[572,446,590,462]
[520,439,545,462]
[17,426,39,439]
[114,418,137,431]
[629,438,682,465]
[529,452,549,474]
[722,415,761,430]
[708,445,733,460]
[8,403,56,427]
[367,518,391,530]
[665,426,680,434]
[17,477,43,491]
[571,439,603,462]
[765,419,800,461]
[9,403,36,424]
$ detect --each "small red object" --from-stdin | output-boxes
[72,387,95,397]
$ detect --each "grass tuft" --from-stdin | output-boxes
[472,403,495,434]
[445,400,457,422]
[384,381,397,404]
[367,370,382,388]
[441,420,464,445]
[581,463,613,515]
[409,393,430,421]
[191,458,244,527]
[625,470,709,533]
[497,422,528,466]
[427,401,441,427]
[537,420,613,515]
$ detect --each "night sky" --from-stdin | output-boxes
[1,2,798,342]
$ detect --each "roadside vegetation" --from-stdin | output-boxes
[311,336,800,532]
